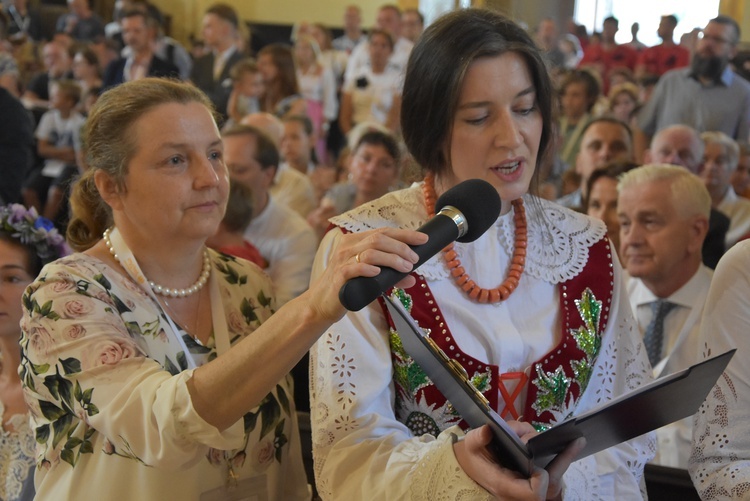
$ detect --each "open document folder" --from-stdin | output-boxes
[383,295,735,478]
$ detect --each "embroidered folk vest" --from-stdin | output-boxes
[379,237,614,435]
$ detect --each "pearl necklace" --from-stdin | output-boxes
[422,174,527,303]
[103,228,211,298]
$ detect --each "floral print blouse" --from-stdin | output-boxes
[19,251,309,501]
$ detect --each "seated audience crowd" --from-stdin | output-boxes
[2,1,750,499]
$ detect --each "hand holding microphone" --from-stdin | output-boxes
[339,179,503,311]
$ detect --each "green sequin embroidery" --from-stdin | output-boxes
[531,288,603,428]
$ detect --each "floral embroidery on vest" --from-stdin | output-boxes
[380,238,614,437]
[530,288,602,428]
[387,289,462,437]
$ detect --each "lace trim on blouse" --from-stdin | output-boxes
[0,400,35,501]
[330,184,607,284]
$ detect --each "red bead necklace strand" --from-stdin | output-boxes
[422,174,527,303]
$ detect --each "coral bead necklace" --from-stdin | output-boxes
[422,174,527,303]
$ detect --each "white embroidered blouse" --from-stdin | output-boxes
[689,241,750,499]
[310,184,655,500]
[0,399,35,501]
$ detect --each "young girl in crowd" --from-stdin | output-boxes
[0,204,68,501]
[257,44,307,118]
[295,35,337,165]
[226,58,264,125]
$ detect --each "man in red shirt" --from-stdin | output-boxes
[579,16,638,92]
[636,15,690,78]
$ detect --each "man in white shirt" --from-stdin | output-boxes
[332,5,366,54]
[102,10,179,89]
[557,117,633,210]
[241,112,317,219]
[401,9,424,44]
[222,124,317,307]
[280,115,330,209]
[343,4,413,85]
[699,131,750,248]
[618,164,712,468]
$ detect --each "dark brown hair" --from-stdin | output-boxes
[222,124,280,171]
[560,69,601,112]
[205,3,239,30]
[222,182,254,233]
[584,160,639,211]
[401,8,554,179]
[354,130,401,165]
[258,44,300,109]
[368,28,394,50]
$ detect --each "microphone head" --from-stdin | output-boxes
[435,179,502,243]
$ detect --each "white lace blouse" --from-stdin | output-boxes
[0,399,35,501]
[689,241,750,499]
[310,184,655,500]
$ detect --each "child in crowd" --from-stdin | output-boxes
[80,85,102,116]
[22,79,85,229]
[294,35,337,165]
[226,58,264,125]
[558,69,600,167]
[608,82,640,129]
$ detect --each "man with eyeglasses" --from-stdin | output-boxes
[637,15,750,144]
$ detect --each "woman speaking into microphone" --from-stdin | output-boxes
[309,9,654,500]
[19,78,426,500]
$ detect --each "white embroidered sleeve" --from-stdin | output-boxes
[561,259,656,499]
[689,242,750,500]
[310,229,491,500]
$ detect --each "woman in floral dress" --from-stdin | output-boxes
[19,78,425,500]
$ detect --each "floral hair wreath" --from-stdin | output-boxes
[0,204,70,265]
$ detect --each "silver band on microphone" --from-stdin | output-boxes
[437,206,467,239]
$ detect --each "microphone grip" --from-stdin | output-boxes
[338,214,460,311]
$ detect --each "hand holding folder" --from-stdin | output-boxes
[384,295,735,477]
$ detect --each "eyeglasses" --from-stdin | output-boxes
[698,30,735,46]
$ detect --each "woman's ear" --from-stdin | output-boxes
[94,170,124,211]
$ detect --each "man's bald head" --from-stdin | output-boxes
[239,112,284,147]
[647,125,704,174]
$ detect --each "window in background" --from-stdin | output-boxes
[419,0,471,27]
[574,0,721,46]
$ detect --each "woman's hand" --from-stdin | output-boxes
[306,203,338,240]
[453,424,586,501]
[305,227,428,323]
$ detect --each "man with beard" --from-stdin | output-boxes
[638,16,750,144]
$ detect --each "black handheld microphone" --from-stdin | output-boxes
[338,179,502,311]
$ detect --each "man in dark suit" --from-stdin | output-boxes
[102,10,179,89]
[190,3,243,121]
[0,86,35,205]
